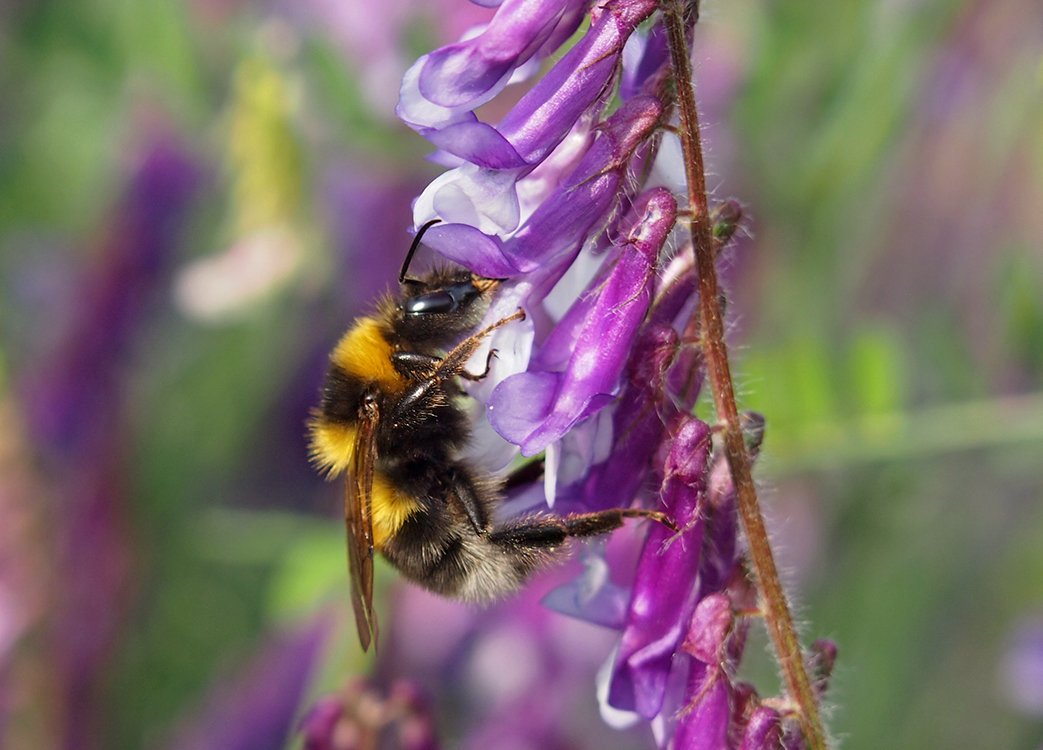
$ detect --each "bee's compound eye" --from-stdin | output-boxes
[404,291,455,316]
[404,282,480,316]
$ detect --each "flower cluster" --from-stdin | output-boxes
[314,1,835,747]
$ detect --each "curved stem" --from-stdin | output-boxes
[658,3,831,748]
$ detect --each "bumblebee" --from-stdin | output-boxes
[309,221,674,650]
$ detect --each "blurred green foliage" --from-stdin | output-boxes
[1,0,1041,748]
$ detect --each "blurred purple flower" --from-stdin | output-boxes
[25,139,200,454]
[384,576,632,750]
[999,615,1043,717]
[300,679,439,750]
[170,616,331,750]
[12,134,200,750]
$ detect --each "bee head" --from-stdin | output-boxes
[396,271,499,345]
[395,219,502,345]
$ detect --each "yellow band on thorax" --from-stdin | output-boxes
[330,317,406,393]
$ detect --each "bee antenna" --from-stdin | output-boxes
[400,219,442,284]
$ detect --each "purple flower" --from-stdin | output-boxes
[737,707,782,750]
[407,0,656,246]
[416,95,663,279]
[670,594,737,749]
[302,2,841,748]
[489,189,677,454]
[169,616,331,750]
[416,0,587,112]
[401,0,652,167]
[606,416,711,718]
[299,679,439,750]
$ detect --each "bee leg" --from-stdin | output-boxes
[391,351,441,379]
[435,309,525,379]
[458,349,498,382]
[487,508,677,549]
[447,467,490,534]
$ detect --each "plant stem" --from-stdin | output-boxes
[659,3,830,748]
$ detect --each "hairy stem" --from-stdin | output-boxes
[659,3,830,748]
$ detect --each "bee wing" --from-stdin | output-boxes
[346,398,379,652]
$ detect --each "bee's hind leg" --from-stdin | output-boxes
[487,508,677,550]
[451,507,675,602]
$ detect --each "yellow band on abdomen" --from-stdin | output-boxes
[371,472,420,549]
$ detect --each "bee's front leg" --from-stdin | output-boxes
[391,351,441,379]
[435,308,524,379]
[458,349,498,382]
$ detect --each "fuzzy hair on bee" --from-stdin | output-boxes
[308,220,675,651]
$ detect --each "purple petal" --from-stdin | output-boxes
[426,121,528,169]
[486,370,559,447]
[397,56,479,132]
[419,0,585,109]
[419,223,519,278]
[418,165,524,235]
[514,115,596,219]
[738,707,782,750]
[414,118,595,239]
[558,323,679,516]
[420,97,662,279]
[498,0,657,164]
[620,20,669,100]
[490,189,677,454]
[607,418,712,718]
[681,594,734,664]
[671,668,731,750]
[541,550,631,629]
[502,95,663,273]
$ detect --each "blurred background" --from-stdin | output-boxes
[0,0,1041,748]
